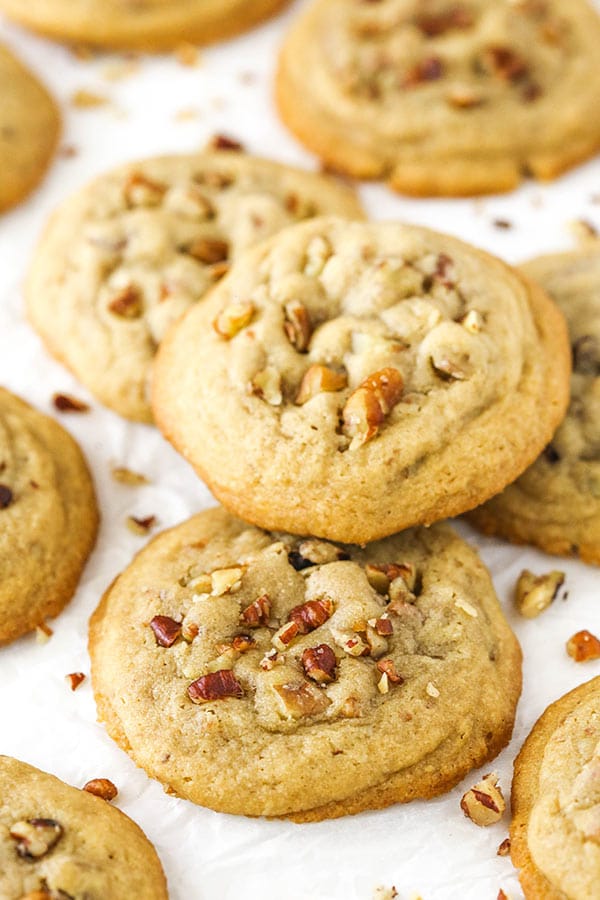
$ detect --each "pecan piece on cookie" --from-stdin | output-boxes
[107,284,143,319]
[188,670,244,703]
[240,594,271,627]
[288,597,334,633]
[301,644,337,683]
[273,681,329,718]
[150,615,182,647]
[342,367,403,449]
[284,300,312,352]
[213,301,255,339]
[296,364,347,404]
[9,819,63,859]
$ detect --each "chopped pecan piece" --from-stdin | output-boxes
[188,669,244,703]
[240,594,271,627]
[273,621,300,650]
[342,634,370,657]
[403,56,444,87]
[415,6,474,36]
[187,237,229,264]
[35,623,53,644]
[213,301,255,339]
[10,819,63,859]
[259,648,284,670]
[83,778,118,801]
[288,597,334,634]
[210,566,245,596]
[107,284,142,318]
[497,837,511,857]
[150,615,182,647]
[294,539,348,567]
[123,172,166,206]
[296,364,347,404]
[365,562,415,594]
[430,355,470,381]
[514,569,565,618]
[301,644,337,684]
[373,616,393,636]
[65,672,86,691]
[52,393,90,413]
[376,658,403,685]
[126,514,156,535]
[251,366,282,405]
[208,134,244,151]
[273,682,329,718]
[567,630,600,662]
[284,300,312,352]
[230,634,255,652]
[0,484,13,508]
[482,46,528,82]
[461,310,484,333]
[461,774,506,825]
[342,367,403,449]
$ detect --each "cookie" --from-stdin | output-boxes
[27,153,363,423]
[89,506,522,821]
[276,0,600,197]
[0,756,168,899]
[511,677,600,899]
[153,217,570,544]
[0,388,98,644]
[0,0,290,51]
[470,250,600,565]
[0,44,60,212]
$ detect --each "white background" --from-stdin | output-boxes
[1,2,600,898]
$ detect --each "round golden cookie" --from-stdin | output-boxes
[511,677,600,899]
[0,0,290,50]
[276,0,600,197]
[89,506,522,821]
[153,217,570,544]
[0,388,98,645]
[0,44,60,212]
[0,756,168,899]
[470,250,600,565]
[26,153,363,423]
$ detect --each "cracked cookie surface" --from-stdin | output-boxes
[0,756,167,899]
[0,388,98,645]
[0,0,291,50]
[470,250,600,565]
[276,0,600,196]
[511,677,600,900]
[153,217,570,543]
[89,506,522,820]
[0,43,60,211]
[27,153,362,422]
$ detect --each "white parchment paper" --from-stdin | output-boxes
[1,3,600,897]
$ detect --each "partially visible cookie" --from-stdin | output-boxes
[0,0,290,50]
[153,217,570,544]
[0,388,98,644]
[0,756,168,899]
[470,250,600,565]
[511,677,600,899]
[276,0,600,196]
[27,153,363,422]
[0,44,60,211]
[89,506,522,821]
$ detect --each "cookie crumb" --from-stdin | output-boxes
[71,89,109,109]
[566,629,600,662]
[493,219,512,230]
[514,569,564,618]
[52,393,90,413]
[111,466,149,486]
[497,837,511,856]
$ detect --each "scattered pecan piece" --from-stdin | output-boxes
[111,466,149,486]
[65,672,86,691]
[430,355,470,381]
[284,300,312,352]
[230,634,255,652]
[83,778,118,801]
[260,648,284,671]
[272,621,300,650]
[497,891,508,900]
[208,134,244,152]
[376,658,403,685]
[150,615,182,647]
[10,819,63,859]
[251,366,282,405]
[497,837,511,857]
[292,540,348,567]
[52,393,90,413]
[123,172,166,206]
[493,219,512,230]
[36,623,53,644]
[415,6,473,36]
[373,616,393,636]
[482,46,528,81]
[188,669,244,703]
[514,569,564,618]
[187,237,229,264]
[567,630,600,662]
[461,774,506,826]
[301,644,337,684]
[273,682,329,718]
[288,597,334,634]
[403,57,444,88]
[296,364,347,404]
[126,514,156,535]
[213,301,254,339]
[0,484,13,508]
[461,310,484,334]
[365,562,416,594]
[240,594,271,627]
[210,566,245,596]
[342,367,403,449]
[107,284,142,318]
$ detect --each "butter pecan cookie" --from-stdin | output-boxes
[511,677,600,899]
[0,0,290,50]
[89,506,522,820]
[0,756,168,899]
[27,154,363,423]
[0,44,60,211]
[276,0,600,196]
[470,250,600,565]
[153,217,570,543]
[0,388,98,644]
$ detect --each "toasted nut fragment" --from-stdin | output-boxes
[10,819,63,859]
[515,569,565,618]
[296,364,347,405]
[301,644,337,684]
[36,623,53,644]
[567,630,600,662]
[342,367,403,449]
[52,393,90,413]
[211,566,245,596]
[403,56,444,87]
[374,616,393,636]
[273,682,329,718]
[426,681,440,698]
[83,778,118,801]
[111,466,149,486]
[377,671,389,694]
[497,891,509,900]
[123,172,166,206]
[150,615,182,647]
[376,658,403,685]
[342,635,370,657]
[284,300,312,352]
[497,837,511,857]
[240,594,271,627]
[482,46,529,81]
[365,562,416,594]
[208,133,244,151]
[304,235,331,277]
[251,366,282,405]
[260,649,284,671]
[416,6,474,36]
[187,237,229,264]
[455,598,478,618]
[179,566,212,591]
[188,669,244,703]
[365,624,388,659]
[460,774,506,826]
[213,301,254,339]
[288,597,334,634]
[431,356,470,381]
[230,634,255,652]
[165,183,214,220]
[461,310,484,334]
[272,621,300,650]
[0,484,14,508]
[296,539,348,566]
[126,514,156,535]
[65,672,86,691]
[107,284,143,318]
